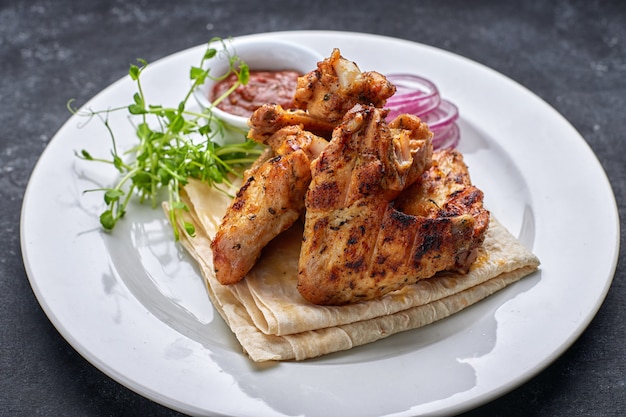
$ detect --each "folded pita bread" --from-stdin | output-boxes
[167,178,539,362]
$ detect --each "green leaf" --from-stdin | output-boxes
[198,123,212,136]
[133,92,144,106]
[129,64,140,81]
[131,171,152,187]
[128,104,146,115]
[190,66,206,83]
[149,131,165,143]
[112,154,124,172]
[100,210,116,230]
[104,189,124,205]
[203,48,217,60]
[184,221,196,237]
[164,109,177,122]
[170,115,184,133]
[136,122,152,140]
[157,167,171,183]
[239,64,250,84]
[80,149,94,160]
[171,201,187,210]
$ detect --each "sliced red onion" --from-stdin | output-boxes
[431,122,460,150]
[418,99,459,130]
[385,74,441,120]
[385,74,461,149]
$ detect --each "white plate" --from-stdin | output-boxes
[21,31,619,416]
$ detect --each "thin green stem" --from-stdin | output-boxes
[73,39,260,239]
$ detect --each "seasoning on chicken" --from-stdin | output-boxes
[211,122,326,284]
[249,48,396,144]
[394,149,490,272]
[247,103,336,144]
[296,105,489,305]
[210,126,326,285]
[293,48,396,123]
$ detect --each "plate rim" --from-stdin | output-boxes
[20,30,620,416]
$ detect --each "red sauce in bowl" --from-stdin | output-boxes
[211,70,300,117]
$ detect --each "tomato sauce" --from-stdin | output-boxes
[211,70,300,117]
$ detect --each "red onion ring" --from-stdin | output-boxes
[385,74,441,120]
[419,99,459,130]
[431,121,460,150]
[385,74,461,149]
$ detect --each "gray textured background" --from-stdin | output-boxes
[1,0,624,416]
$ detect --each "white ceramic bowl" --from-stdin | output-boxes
[193,38,323,131]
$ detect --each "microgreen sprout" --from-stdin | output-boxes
[70,37,263,239]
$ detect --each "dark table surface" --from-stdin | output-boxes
[2,1,624,416]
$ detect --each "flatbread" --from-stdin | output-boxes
[166,178,540,362]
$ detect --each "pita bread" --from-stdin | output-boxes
[165,178,539,362]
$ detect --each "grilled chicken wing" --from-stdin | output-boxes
[293,48,396,123]
[297,106,489,305]
[249,48,395,144]
[210,126,326,285]
[247,104,336,145]
[394,149,490,272]
[298,104,439,305]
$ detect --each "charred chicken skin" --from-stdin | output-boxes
[394,149,490,272]
[294,48,396,123]
[248,48,396,143]
[247,104,335,147]
[297,106,489,305]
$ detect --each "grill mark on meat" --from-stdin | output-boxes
[421,220,446,248]
[233,176,255,210]
[390,209,416,228]
[308,181,340,210]
[344,256,365,271]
